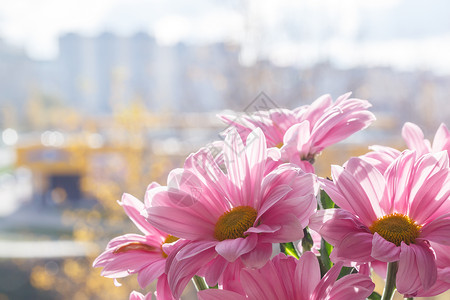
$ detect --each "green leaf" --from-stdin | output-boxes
[337,266,357,279]
[301,227,314,253]
[367,291,382,300]
[320,189,335,209]
[318,238,333,276]
[280,242,299,259]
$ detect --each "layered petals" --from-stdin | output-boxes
[313,150,450,297]
[219,93,375,171]
[93,194,178,299]
[145,128,318,295]
[198,252,374,300]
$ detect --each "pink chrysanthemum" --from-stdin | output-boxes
[219,93,375,171]
[93,192,179,300]
[198,252,374,300]
[145,128,319,298]
[311,150,450,297]
[361,122,449,173]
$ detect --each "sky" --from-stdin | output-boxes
[2,0,450,73]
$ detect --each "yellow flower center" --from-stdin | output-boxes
[161,235,179,258]
[369,213,421,246]
[214,206,258,241]
[276,142,284,149]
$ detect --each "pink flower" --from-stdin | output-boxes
[219,93,375,171]
[361,122,449,174]
[145,128,319,298]
[403,122,450,156]
[198,252,375,300]
[93,192,179,300]
[129,291,152,300]
[311,151,450,297]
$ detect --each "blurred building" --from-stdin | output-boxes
[0,32,449,134]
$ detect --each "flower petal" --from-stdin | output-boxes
[198,289,246,300]
[312,261,343,299]
[334,232,373,263]
[371,232,400,262]
[240,242,273,268]
[310,209,368,246]
[330,164,378,226]
[396,242,422,296]
[146,206,215,240]
[329,273,375,300]
[215,234,258,262]
[420,214,450,245]
[432,123,450,153]
[411,241,438,291]
[136,259,165,288]
[295,251,321,300]
[402,122,431,156]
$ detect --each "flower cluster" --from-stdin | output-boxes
[93,93,449,300]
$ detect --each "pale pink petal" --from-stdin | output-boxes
[176,241,217,260]
[331,164,378,226]
[129,291,145,300]
[215,234,257,262]
[240,242,273,268]
[257,213,304,243]
[281,121,312,158]
[411,241,438,291]
[415,270,450,298]
[328,273,375,300]
[384,150,416,214]
[198,289,246,300]
[244,224,280,235]
[312,261,343,299]
[295,251,321,300]
[344,157,385,217]
[432,123,450,152]
[99,251,162,278]
[217,114,252,145]
[371,233,400,262]
[144,182,161,206]
[155,274,175,300]
[120,193,164,237]
[432,242,450,268]
[420,214,450,245]
[105,233,159,249]
[167,245,217,299]
[245,127,267,202]
[402,122,431,156]
[396,243,422,296]
[408,153,450,223]
[241,261,287,300]
[257,184,293,218]
[334,232,373,263]
[136,259,165,288]
[272,254,298,298]
[320,179,353,214]
[309,209,368,246]
[203,256,228,287]
[370,261,387,279]
[298,94,333,126]
[146,206,215,240]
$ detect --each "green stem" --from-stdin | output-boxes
[405,298,413,300]
[382,261,398,300]
[280,242,300,259]
[192,275,208,291]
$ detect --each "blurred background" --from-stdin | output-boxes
[0,0,449,299]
